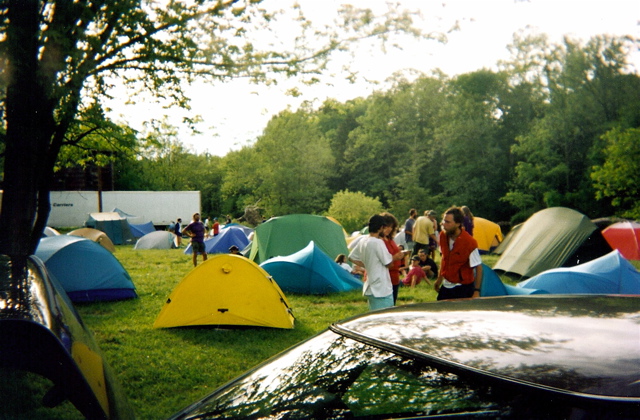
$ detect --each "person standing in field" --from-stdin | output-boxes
[212,217,220,236]
[380,212,410,305]
[434,206,483,300]
[413,210,436,256]
[404,208,417,253]
[461,205,474,236]
[349,215,402,311]
[426,210,439,259]
[204,216,212,238]
[183,213,208,267]
[174,218,182,247]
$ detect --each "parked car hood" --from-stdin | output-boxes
[332,295,640,402]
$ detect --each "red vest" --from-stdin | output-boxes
[439,230,478,284]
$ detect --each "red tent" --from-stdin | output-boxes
[602,221,640,260]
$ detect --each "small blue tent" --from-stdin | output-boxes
[480,264,547,297]
[184,226,250,255]
[260,241,362,294]
[36,236,137,303]
[128,221,156,238]
[517,250,640,294]
[222,223,254,237]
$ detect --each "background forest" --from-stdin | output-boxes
[100,33,639,232]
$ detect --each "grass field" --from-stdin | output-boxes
[3,244,636,419]
[3,245,470,419]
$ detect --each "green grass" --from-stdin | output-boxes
[2,246,439,419]
[7,249,632,419]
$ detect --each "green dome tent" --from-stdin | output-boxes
[493,207,611,279]
[248,214,349,265]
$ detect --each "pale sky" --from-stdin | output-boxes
[105,0,640,156]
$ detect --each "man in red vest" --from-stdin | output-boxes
[434,206,483,300]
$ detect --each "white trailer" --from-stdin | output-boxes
[47,191,201,228]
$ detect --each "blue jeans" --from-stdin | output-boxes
[367,294,394,311]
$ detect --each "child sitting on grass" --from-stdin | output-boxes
[402,255,430,288]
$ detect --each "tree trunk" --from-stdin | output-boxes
[0,0,55,261]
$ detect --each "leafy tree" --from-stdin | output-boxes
[0,0,437,262]
[316,98,368,193]
[435,70,513,220]
[591,127,640,219]
[253,108,333,215]
[326,189,384,234]
[219,146,262,218]
[342,76,447,213]
[502,34,640,217]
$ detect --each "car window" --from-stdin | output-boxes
[177,331,619,419]
[179,332,491,419]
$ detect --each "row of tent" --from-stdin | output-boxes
[38,209,640,330]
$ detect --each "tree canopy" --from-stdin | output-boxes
[0,0,436,258]
[119,32,639,233]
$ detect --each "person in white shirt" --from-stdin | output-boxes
[349,214,403,311]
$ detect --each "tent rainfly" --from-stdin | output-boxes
[260,241,362,294]
[35,236,136,303]
[43,226,61,237]
[248,214,349,265]
[184,226,250,255]
[134,231,177,250]
[154,254,294,329]
[479,264,547,297]
[85,212,135,245]
[68,227,116,253]
[602,221,640,261]
[128,221,156,238]
[517,250,640,294]
[493,207,611,279]
[472,217,503,254]
[492,223,522,255]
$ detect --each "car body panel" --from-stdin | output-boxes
[335,295,640,400]
[171,295,640,419]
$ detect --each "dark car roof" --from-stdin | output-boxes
[331,295,640,402]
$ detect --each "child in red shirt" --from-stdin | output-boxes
[402,256,429,287]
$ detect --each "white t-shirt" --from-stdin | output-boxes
[349,235,393,297]
[442,236,482,289]
[339,262,352,272]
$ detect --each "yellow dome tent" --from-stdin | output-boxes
[472,217,503,254]
[154,254,294,329]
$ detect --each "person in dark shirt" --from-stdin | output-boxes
[183,213,207,266]
[417,248,438,280]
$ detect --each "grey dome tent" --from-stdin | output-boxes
[134,231,178,250]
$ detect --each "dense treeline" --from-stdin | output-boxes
[114,33,640,228]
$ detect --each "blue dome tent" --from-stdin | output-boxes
[36,236,137,303]
[260,241,361,294]
[184,226,250,255]
[128,221,156,238]
[479,264,547,297]
[518,250,640,294]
